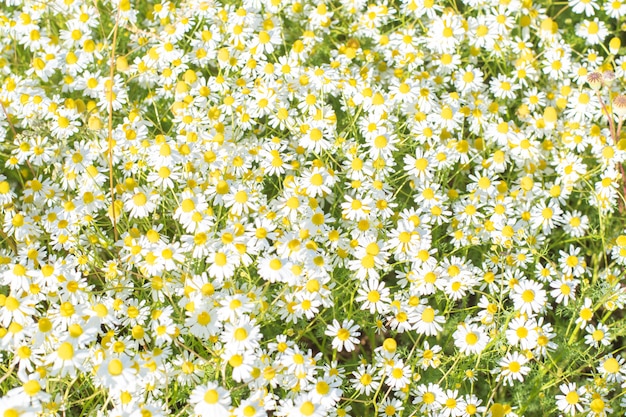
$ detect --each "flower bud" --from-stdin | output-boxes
[610,37,621,55]
[586,72,603,91]
[603,70,616,86]
[613,94,626,118]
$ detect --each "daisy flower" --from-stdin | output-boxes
[324,319,361,352]
[558,245,586,277]
[351,364,380,396]
[413,382,445,413]
[221,316,262,353]
[47,339,89,377]
[584,323,611,348]
[454,322,489,355]
[569,0,600,15]
[414,302,446,336]
[190,382,231,417]
[288,394,328,417]
[356,278,391,314]
[511,280,547,316]
[440,389,464,417]
[529,199,563,235]
[506,316,539,350]
[549,278,577,306]
[95,355,138,391]
[309,376,342,408]
[341,194,373,221]
[597,354,626,383]
[576,18,608,45]
[497,352,530,386]
[555,382,587,415]
[124,186,159,219]
[562,210,589,238]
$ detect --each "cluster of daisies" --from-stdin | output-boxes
[1,0,626,416]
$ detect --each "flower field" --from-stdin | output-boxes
[2,0,626,416]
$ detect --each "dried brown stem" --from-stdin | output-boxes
[597,92,626,212]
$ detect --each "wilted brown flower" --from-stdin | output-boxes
[587,72,603,91]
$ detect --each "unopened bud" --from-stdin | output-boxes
[603,70,616,86]
[613,94,626,118]
[587,72,603,91]
[116,56,129,72]
[610,37,621,55]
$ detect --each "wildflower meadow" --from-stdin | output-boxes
[2,0,626,416]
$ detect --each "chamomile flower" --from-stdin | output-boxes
[324,319,360,352]
[47,339,89,377]
[569,0,600,15]
[221,316,262,353]
[190,382,231,417]
[414,302,446,336]
[288,394,328,417]
[351,364,380,396]
[550,277,578,305]
[555,382,587,415]
[597,354,626,383]
[506,316,539,350]
[428,12,464,54]
[558,245,585,277]
[497,352,530,386]
[3,0,626,414]
[605,0,626,17]
[511,280,547,316]
[206,248,239,281]
[341,194,373,221]
[413,383,445,413]
[309,376,342,408]
[529,199,563,235]
[300,167,333,198]
[490,74,519,100]
[0,293,36,327]
[95,355,138,391]
[223,184,259,216]
[385,359,412,390]
[562,210,589,238]
[356,278,391,314]
[124,187,159,219]
[584,323,611,348]
[453,322,488,355]
[576,18,608,45]
[439,389,464,417]
[185,305,219,339]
